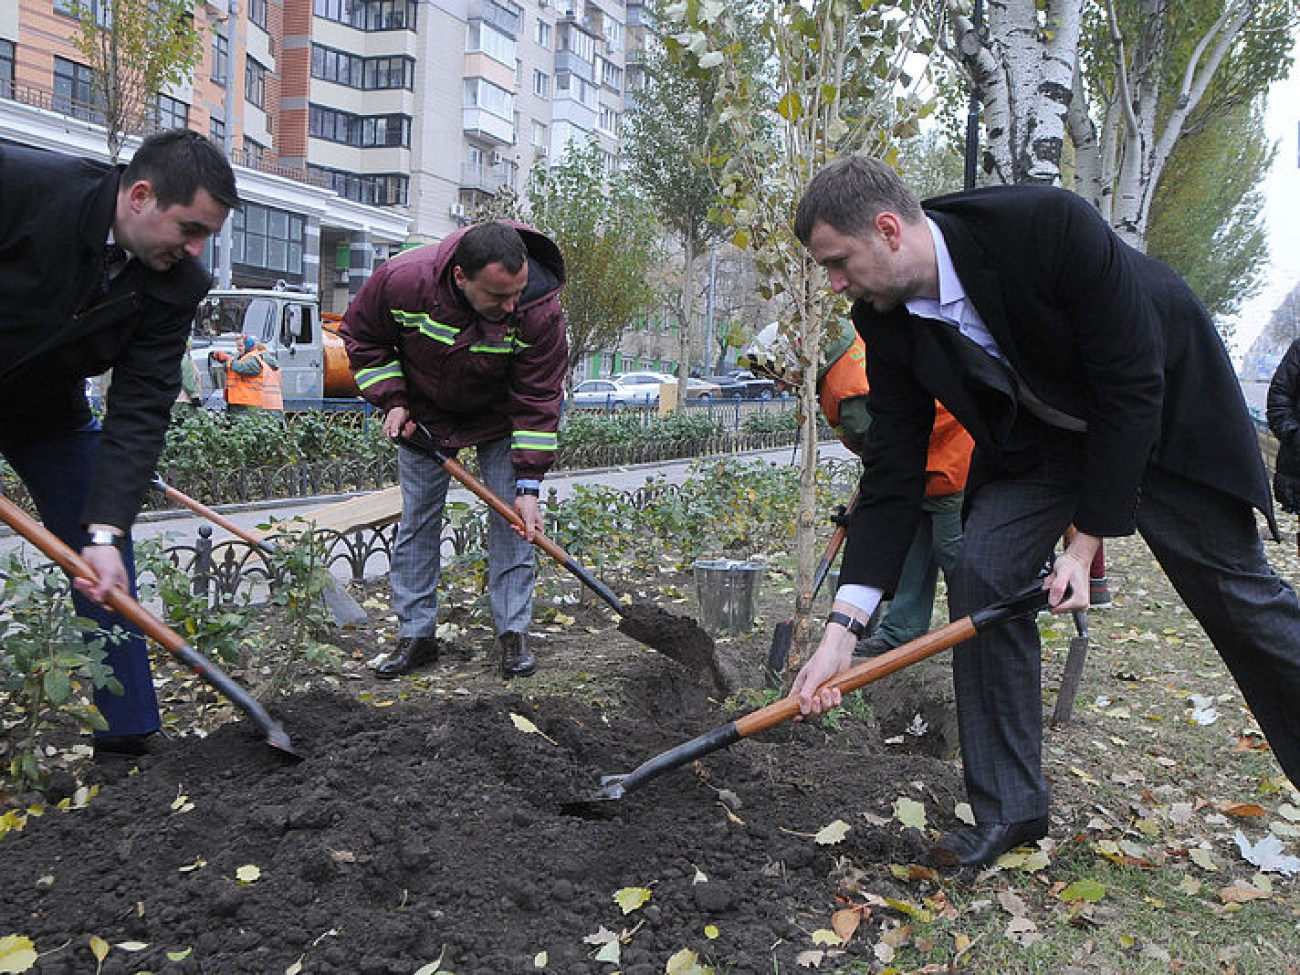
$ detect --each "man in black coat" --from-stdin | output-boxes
[0,130,239,759]
[789,155,1300,868]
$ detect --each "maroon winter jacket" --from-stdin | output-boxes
[341,222,568,480]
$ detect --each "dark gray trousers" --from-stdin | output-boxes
[948,442,1300,823]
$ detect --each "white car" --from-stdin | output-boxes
[612,371,676,405]
[568,378,637,409]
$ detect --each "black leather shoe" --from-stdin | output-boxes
[499,632,536,678]
[375,636,440,678]
[93,731,171,763]
[853,635,892,658]
[931,815,1050,869]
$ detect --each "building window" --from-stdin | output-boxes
[209,116,226,146]
[246,57,266,109]
[531,120,547,148]
[212,31,229,84]
[535,18,551,49]
[233,202,304,276]
[309,165,409,206]
[0,39,13,95]
[311,44,414,90]
[55,0,110,26]
[156,94,189,130]
[248,0,267,30]
[245,138,265,166]
[531,69,549,98]
[309,105,412,148]
[599,57,622,91]
[53,56,101,122]
[313,0,418,32]
[598,103,618,136]
[466,20,515,66]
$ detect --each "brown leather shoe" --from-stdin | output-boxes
[375,636,440,678]
[498,632,536,678]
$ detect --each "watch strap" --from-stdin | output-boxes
[87,528,123,549]
[826,610,866,638]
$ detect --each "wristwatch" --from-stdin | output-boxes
[86,528,123,549]
[826,610,867,638]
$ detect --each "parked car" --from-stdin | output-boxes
[613,371,677,406]
[567,378,636,410]
[705,369,777,400]
[684,377,722,400]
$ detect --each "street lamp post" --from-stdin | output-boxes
[217,0,237,288]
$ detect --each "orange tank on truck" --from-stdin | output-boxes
[190,283,361,407]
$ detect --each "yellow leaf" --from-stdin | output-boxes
[167,948,193,962]
[814,819,850,845]
[509,713,558,746]
[0,934,38,973]
[533,949,548,967]
[613,886,652,914]
[892,797,927,830]
[235,864,262,884]
[1190,847,1218,872]
[90,936,110,961]
[811,928,843,946]
[665,948,711,974]
[703,924,719,940]
[285,956,304,974]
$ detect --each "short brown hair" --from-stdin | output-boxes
[454,221,528,277]
[794,156,922,245]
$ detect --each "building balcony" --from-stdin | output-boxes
[461,107,515,145]
[554,50,595,84]
[460,162,511,194]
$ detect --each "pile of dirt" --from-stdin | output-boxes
[0,571,968,974]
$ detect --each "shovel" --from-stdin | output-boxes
[149,474,368,629]
[395,425,727,693]
[1050,609,1090,727]
[579,583,1050,803]
[765,492,856,687]
[0,493,299,760]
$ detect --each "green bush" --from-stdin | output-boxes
[0,553,120,787]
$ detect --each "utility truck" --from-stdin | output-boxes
[189,283,361,408]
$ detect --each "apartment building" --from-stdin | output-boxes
[0,0,634,322]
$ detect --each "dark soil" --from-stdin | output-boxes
[0,569,966,974]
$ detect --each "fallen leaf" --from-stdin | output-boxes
[794,949,824,968]
[0,934,38,973]
[235,864,262,884]
[613,886,652,914]
[1218,882,1270,903]
[892,797,927,830]
[1234,830,1300,876]
[811,929,843,946]
[1220,802,1266,818]
[509,713,558,746]
[831,908,862,942]
[594,940,619,963]
[814,819,850,845]
[1058,878,1107,903]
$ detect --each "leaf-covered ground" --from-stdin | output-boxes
[3,524,1300,974]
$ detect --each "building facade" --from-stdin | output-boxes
[0,0,637,313]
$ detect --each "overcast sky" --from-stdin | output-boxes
[1227,35,1300,367]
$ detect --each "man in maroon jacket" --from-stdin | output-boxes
[342,221,568,678]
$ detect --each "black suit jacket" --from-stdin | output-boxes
[0,143,212,531]
[840,185,1271,591]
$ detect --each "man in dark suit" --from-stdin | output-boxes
[0,130,238,759]
[789,156,1300,868]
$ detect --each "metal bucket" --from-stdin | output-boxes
[693,558,765,636]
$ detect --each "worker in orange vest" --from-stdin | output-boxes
[742,319,973,654]
[212,334,282,415]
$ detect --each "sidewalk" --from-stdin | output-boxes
[0,440,857,562]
